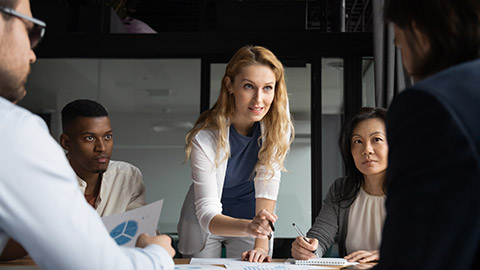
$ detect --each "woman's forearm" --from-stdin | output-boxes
[209,214,251,237]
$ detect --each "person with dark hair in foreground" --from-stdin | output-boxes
[374,0,480,269]
[61,99,147,217]
[0,0,174,268]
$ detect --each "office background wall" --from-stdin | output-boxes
[21,56,373,237]
[21,59,315,237]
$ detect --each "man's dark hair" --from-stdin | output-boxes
[61,99,108,133]
[385,0,480,78]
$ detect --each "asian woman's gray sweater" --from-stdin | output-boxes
[306,177,355,257]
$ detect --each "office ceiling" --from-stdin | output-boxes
[131,0,372,33]
[32,0,372,33]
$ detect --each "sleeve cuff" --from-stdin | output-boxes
[143,244,175,270]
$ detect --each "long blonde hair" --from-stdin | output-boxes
[185,45,294,176]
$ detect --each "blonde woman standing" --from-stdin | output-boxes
[178,45,294,262]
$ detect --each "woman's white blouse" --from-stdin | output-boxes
[345,187,386,254]
[191,125,281,234]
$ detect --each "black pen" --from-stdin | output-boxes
[292,223,319,257]
[268,220,275,240]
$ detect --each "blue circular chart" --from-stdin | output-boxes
[110,220,138,245]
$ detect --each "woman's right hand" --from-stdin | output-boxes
[246,209,277,239]
[344,250,379,263]
[136,233,176,258]
[291,236,319,260]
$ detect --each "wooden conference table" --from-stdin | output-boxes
[0,258,375,269]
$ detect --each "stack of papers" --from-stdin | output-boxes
[189,258,336,269]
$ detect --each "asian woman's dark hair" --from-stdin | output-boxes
[334,107,388,206]
[385,0,480,79]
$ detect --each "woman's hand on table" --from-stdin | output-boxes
[242,247,271,262]
[344,250,379,263]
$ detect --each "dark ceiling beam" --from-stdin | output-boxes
[35,32,372,59]
[331,0,346,32]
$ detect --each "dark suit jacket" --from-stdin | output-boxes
[374,59,480,269]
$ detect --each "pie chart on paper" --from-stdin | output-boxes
[109,220,138,245]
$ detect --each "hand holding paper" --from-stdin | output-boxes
[136,233,175,257]
[101,199,164,248]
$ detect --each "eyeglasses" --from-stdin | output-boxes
[0,7,46,49]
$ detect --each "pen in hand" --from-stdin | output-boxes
[292,223,319,258]
[268,220,275,240]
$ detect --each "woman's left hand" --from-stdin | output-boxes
[344,250,379,263]
[241,247,271,262]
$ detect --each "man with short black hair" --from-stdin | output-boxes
[0,0,175,268]
[60,99,146,216]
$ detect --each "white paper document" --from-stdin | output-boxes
[189,258,332,270]
[190,258,244,265]
[285,257,358,266]
[225,262,333,270]
[175,265,225,270]
[101,199,164,247]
